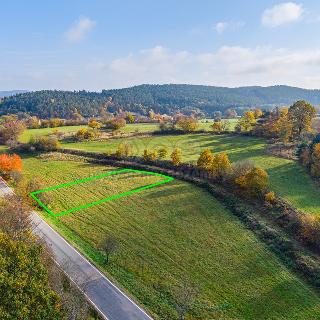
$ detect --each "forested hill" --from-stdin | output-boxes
[1,84,320,119]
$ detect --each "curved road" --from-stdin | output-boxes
[0,178,153,320]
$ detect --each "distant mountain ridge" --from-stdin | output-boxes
[1,84,320,118]
[0,90,28,98]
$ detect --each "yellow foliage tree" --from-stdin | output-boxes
[235,167,269,197]
[171,148,182,166]
[211,122,222,133]
[197,149,214,170]
[236,111,256,132]
[211,152,232,180]
[254,108,263,118]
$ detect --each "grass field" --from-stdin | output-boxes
[21,155,320,319]
[19,120,237,143]
[61,133,320,215]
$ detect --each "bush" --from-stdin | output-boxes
[115,142,132,158]
[29,136,60,151]
[75,128,100,141]
[176,117,199,133]
[105,118,126,130]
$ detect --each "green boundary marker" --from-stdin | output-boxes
[30,168,174,217]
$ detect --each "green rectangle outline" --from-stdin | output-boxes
[30,168,174,217]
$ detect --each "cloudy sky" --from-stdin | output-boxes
[1,0,320,90]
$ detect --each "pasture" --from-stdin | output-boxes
[21,155,320,320]
[61,133,320,215]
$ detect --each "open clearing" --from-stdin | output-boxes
[62,133,320,215]
[22,155,320,320]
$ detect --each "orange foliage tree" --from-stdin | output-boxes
[0,154,23,177]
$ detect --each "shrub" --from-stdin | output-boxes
[176,117,199,133]
[171,148,182,166]
[115,142,132,158]
[75,128,100,141]
[105,118,126,130]
[88,119,102,129]
[29,136,60,151]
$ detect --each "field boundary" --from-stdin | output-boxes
[30,168,173,216]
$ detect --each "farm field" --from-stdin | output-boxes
[19,120,237,143]
[21,155,320,320]
[61,133,320,215]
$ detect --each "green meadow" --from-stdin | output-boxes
[61,133,320,215]
[21,155,320,320]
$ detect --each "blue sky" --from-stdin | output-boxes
[1,0,320,90]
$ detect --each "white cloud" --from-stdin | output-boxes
[4,45,320,90]
[214,22,228,34]
[213,21,245,34]
[262,2,303,27]
[77,45,320,90]
[64,16,96,43]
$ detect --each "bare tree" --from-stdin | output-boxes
[101,235,118,264]
[173,282,199,320]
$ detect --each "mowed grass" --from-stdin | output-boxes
[61,133,320,215]
[22,156,320,319]
[19,120,236,143]
[41,170,167,215]
[19,125,86,143]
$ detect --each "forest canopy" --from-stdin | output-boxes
[1,84,320,119]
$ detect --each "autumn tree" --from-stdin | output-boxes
[0,154,22,179]
[125,112,135,124]
[176,117,199,133]
[143,149,158,161]
[224,108,237,119]
[29,136,60,151]
[211,152,232,180]
[236,111,256,132]
[88,119,102,129]
[158,147,168,159]
[310,143,320,177]
[0,232,64,319]
[253,108,263,118]
[235,167,269,198]
[211,121,222,133]
[0,120,26,144]
[106,118,126,130]
[115,142,132,158]
[171,148,182,166]
[197,149,214,170]
[288,100,316,138]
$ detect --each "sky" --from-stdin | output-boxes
[1,0,320,91]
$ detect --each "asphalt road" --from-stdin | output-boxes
[0,179,153,320]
